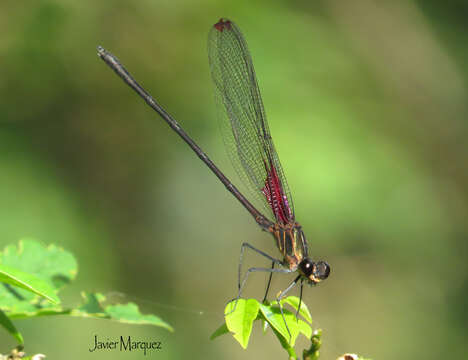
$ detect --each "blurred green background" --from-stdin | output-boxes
[1,0,467,359]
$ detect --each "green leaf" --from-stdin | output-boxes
[8,307,71,319]
[0,239,77,287]
[211,298,318,358]
[71,292,173,331]
[0,239,77,311]
[224,299,260,349]
[281,296,312,323]
[0,308,23,344]
[0,240,173,336]
[298,318,312,339]
[7,292,173,331]
[259,302,303,346]
[209,323,229,340]
[104,303,173,331]
[0,264,59,304]
[269,324,297,359]
[74,292,106,315]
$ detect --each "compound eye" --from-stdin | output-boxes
[314,261,330,280]
[299,258,314,277]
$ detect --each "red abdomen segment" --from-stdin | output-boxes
[262,160,293,224]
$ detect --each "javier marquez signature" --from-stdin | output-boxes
[89,335,162,355]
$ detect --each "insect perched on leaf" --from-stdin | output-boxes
[98,17,330,341]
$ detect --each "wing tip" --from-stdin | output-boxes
[213,18,232,32]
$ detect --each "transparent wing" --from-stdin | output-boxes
[208,19,294,224]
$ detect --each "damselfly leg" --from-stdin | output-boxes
[275,274,302,339]
[237,242,283,294]
[262,262,275,303]
[226,242,287,312]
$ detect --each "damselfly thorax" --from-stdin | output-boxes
[269,222,330,284]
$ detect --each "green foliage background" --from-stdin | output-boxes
[0,0,467,359]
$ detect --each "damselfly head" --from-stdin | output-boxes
[299,258,330,285]
[314,260,331,282]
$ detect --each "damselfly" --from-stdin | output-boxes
[98,18,330,337]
